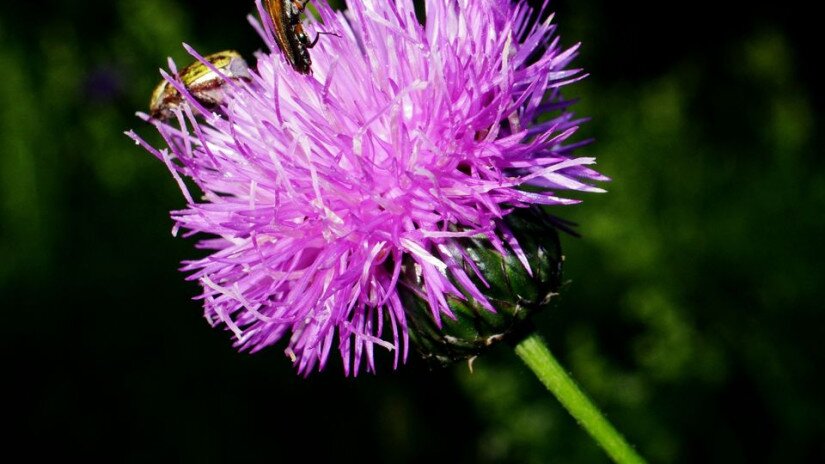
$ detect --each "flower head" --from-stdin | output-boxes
[128,0,606,375]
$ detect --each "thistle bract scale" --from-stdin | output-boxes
[128,0,606,375]
[401,207,565,365]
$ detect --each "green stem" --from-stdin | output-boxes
[514,331,647,464]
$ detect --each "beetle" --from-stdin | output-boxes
[264,0,331,74]
[149,50,251,120]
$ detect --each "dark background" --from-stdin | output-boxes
[2,0,822,462]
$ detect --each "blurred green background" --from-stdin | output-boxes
[2,0,822,462]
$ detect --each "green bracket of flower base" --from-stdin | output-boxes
[401,207,565,365]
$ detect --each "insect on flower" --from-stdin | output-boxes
[264,0,334,74]
[149,50,251,120]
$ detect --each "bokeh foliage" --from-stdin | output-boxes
[1,0,822,462]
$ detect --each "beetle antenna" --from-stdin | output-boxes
[308,31,342,48]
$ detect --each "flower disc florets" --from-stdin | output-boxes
[129,0,606,375]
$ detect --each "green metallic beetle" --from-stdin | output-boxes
[149,50,251,120]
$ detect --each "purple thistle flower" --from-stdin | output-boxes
[128,0,607,375]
